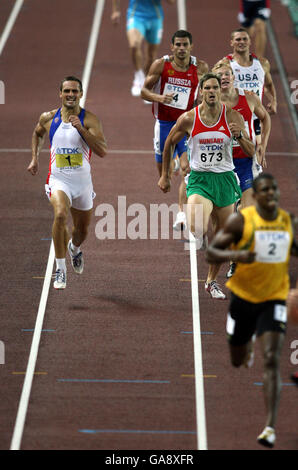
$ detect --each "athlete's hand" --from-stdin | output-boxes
[266,99,277,114]
[111,11,120,25]
[69,115,83,131]
[160,93,174,105]
[27,159,38,175]
[229,122,243,139]
[235,250,256,264]
[256,144,267,167]
[158,175,171,193]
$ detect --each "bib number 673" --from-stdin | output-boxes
[200,152,223,162]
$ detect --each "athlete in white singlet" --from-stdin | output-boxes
[158,73,255,299]
[216,28,276,149]
[28,76,107,289]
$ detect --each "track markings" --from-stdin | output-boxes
[79,429,196,435]
[57,378,170,384]
[9,0,106,451]
[12,372,47,376]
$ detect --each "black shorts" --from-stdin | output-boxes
[227,293,287,346]
[238,1,271,28]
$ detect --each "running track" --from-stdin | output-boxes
[0,0,297,451]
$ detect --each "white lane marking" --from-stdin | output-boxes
[177,0,187,30]
[9,0,106,451]
[188,232,208,450]
[0,0,24,56]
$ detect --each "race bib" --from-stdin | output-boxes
[163,82,191,110]
[254,231,290,263]
[56,153,83,168]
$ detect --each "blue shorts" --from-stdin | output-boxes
[126,15,163,44]
[154,120,187,164]
[233,156,262,192]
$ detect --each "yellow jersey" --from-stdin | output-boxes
[226,206,293,303]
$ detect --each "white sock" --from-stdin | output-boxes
[70,239,81,255]
[56,258,66,272]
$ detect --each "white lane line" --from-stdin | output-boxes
[188,232,208,450]
[9,0,106,451]
[0,0,24,56]
[177,0,187,30]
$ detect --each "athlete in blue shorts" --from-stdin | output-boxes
[111,0,175,97]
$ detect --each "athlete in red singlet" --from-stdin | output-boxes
[141,30,208,231]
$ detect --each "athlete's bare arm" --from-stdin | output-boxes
[69,110,107,158]
[197,59,209,80]
[260,57,277,114]
[158,110,194,193]
[227,109,255,157]
[206,212,256,264]
[141,58,174,104]
[245,91,271,167]
[28,110,57,176]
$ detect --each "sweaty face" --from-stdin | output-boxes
[201,78,221,106]
[60,81,82,108]
[215,67,234,90]
[171,37,192,61]
[254,178,280,211]
[231,32,251,52]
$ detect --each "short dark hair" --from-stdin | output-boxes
[231,27,249,39]
[172,30,192,45]
[252,173,276,192]
[60,76,83,92]
[200,73,221,89]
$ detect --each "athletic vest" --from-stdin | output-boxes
[47,108,92,184]
[187,104,234,173]
[153,55,199,121]
[232,89,255,159]
[227,206,293,303]
[226,54,265,101]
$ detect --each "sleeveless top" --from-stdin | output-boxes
[47,108,92,185]
[226,54,265,101]
[232,89,255,159]
[187,104,234,173]
[153,55,199,121]
[227,206,293,303]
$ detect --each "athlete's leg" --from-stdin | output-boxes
[50,190,71,259]
[144,42,159,75]
[238,187,255,210]
[127,28,144,72]
[187,193,213,243]
[259,331,285,428]
[206,204,234,283]
[252,18,267,57]
[70,207,93,248]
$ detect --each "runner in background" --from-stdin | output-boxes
[111,0,175,97]
[238,0,271,58]
[142,29,208,231]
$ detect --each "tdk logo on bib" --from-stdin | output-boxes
[56,147,81,154]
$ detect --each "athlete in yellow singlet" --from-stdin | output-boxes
[206,173,298,449]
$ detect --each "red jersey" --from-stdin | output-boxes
[232,89,255,159]
[153,55,199,121]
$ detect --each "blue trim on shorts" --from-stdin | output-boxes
[233,157,254,192]
[155,120,187,164]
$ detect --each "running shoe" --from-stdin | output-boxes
[68,240,84,274]
[205,281,226,300]
[53,269,66,290]
[257,426,276,448]
[226,262,236,279]
[173,211,187,231]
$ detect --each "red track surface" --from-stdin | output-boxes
[0,0,297,451]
